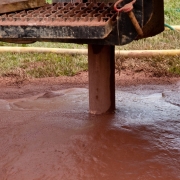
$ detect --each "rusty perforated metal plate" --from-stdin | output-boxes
[0,2,117,39]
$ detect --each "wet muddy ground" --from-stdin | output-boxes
[0,73,180,180]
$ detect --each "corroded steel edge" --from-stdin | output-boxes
[0,0,46,14]
[0,26,107,39]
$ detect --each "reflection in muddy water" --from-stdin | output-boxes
[0,88,180,180]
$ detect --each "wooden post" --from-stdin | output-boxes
[88,44,115,114]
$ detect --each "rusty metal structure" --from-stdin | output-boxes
[0,0,164,114]
[0,0,164,45]
[0,0,46,14]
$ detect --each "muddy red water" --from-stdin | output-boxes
[0,75,180,180]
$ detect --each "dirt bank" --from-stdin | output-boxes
[0,71,180,99]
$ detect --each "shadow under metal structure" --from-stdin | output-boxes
[0,0,164,114]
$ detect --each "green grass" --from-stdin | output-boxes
[116,29,180,76]
[119,31,180,50]
[0,53,87,78]
[164,0,180,25]
[0,0,180,78]
[46,0,52,3]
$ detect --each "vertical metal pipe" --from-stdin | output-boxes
[88,44,115,114]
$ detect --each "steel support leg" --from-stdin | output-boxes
[88,44,115,114]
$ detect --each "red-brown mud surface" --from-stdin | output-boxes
[0,71,179,99]
[0,71,180,180]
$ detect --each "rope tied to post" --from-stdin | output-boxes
[114,0,144,37]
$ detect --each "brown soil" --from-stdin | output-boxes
[0,70,179,99]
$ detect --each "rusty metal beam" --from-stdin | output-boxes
[0,0,46,14]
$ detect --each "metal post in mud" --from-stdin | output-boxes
[88,44,115,114]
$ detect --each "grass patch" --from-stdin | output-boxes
[26,54,87,78]
[164,0,180,25]
[0,53,87,78]
[46,0,52,3]
[0,0,180,78]
[116,30,180,76]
